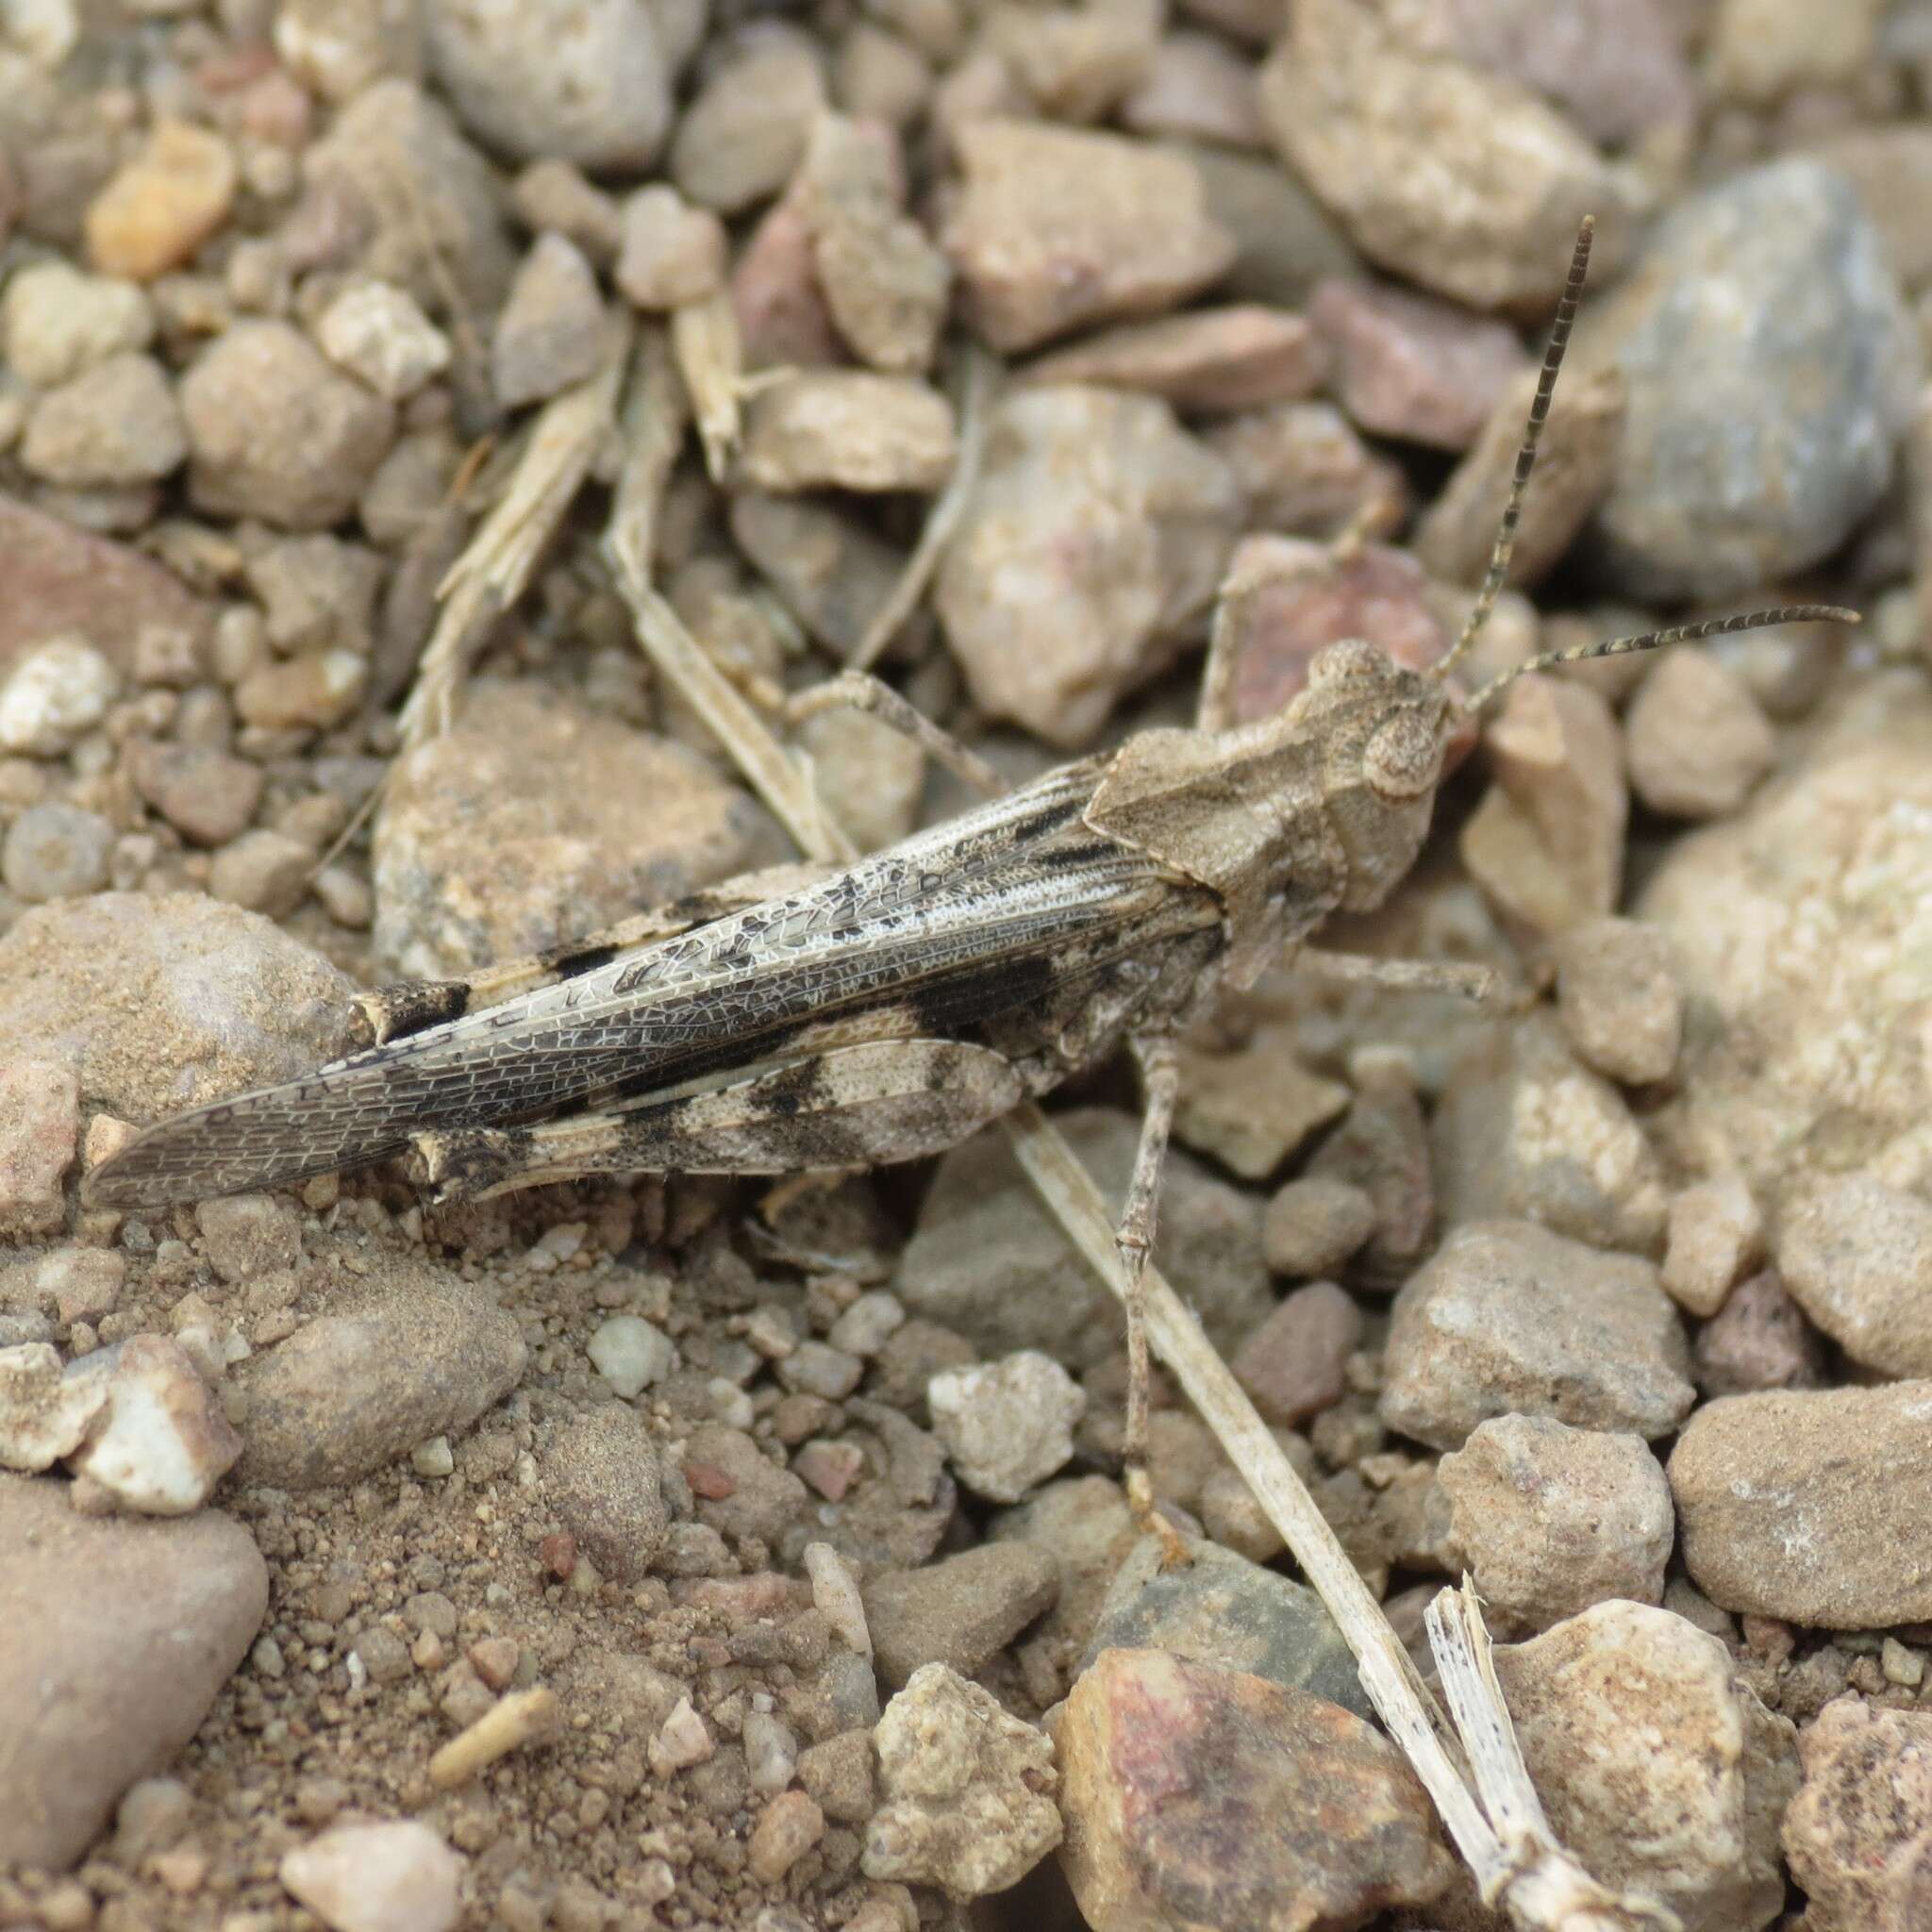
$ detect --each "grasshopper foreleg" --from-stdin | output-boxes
[1295,947,1520,1008]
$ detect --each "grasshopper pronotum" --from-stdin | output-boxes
[88,221,1850,1522]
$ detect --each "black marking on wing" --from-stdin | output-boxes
[547,941,620,979]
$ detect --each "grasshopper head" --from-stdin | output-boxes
[1292,637,1457,910]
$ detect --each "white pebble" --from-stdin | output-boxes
[0,1341,108,1471]
[803,1541,873,1659]
[315,281,452,401]
[280,1819,463,1932]
[0,636,121,756]
[587,1313,676,1398]
[65,1335,243,1515]
[927,1350,1086,1502]
[743,1710,800,1792]
[410,1435,455,1478]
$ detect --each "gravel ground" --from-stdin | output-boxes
[2,2,1931,1930]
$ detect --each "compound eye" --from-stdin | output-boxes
[1362,711,1440,801]
[1309,637,1384,686]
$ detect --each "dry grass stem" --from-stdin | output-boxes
[401,314,634,745]
[671,291,750,482]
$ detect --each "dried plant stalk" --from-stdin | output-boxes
[1001,1101,1648,1932]
[402,315,634,745]
[1425,1583,1682,1932]
[671,290,749,482]
[851,342,998,671]
[605,331,856,867]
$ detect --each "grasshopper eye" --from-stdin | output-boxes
[1363,713,1439,800]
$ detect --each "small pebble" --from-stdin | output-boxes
[861,1541,1058,1688]
[491,232,607,409]
[797,1727,875,1824]
[1774,1173,1932,1377]
[1660,1174,1763,1318]
[863,1663,1061,1900]
[1261,1175,1374,1278]
[1624,650,1777,820]
[586,1314,675,1398]
[0,259,154,388]
[1231,1282,1361,1428]
[1439,1416,1673,1635]
[615,185,726,310]
[740,372,957,494]
[747,1790,825,1883]
[942,119,1234,353]
[649,1696,714,1775]
[280,1820,463,1932]
[315,281,451,401]
[776,1340,864,1400]
[3,803,113,901]
[131,742,264,845]
[544,1406,668,1584]
[1023,306,1328,412]
[1780,1696,1932,1932]
[197,1193,301,1281]
[926,1351,1086,1502]
[670,30,826,214]
[803,1541,872,1658]
[1552,914,1683,1087]
[0,1058,79,1238]
[1381,1219,1693,1451]
[209,829,315,917]
[86,119,238,282]
[1310,276,1527,451]
[1670,1380,1932,1624]
[65,1333,243,1514]
[1692,1268,1824,1397]
[825,1290,906,1357]
[0,636,120,757]
[21,353,185,488]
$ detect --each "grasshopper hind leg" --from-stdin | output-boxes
[1118,1034,1191,1569]
[409,1039,1026,1205]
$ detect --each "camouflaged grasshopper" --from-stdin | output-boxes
[87,225,1846,1498]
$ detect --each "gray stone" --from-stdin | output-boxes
[1773,1173,1932,1377]
[1381,1219,1693,1451]
[1589,158,1920,600]
[1083,1534,1372,1721]
[491,232,607,409]
[895,1108,1271,1371]
[2,803,113,901]
[233,1264,526,1489]
[425,0,678,172]
[21,353,185,489]
[0,1474,267,1868]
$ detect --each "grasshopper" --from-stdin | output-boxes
[86,222,1848,1519]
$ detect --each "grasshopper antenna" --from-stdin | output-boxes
[1432,214,1597,686]
[1463,603,1857,713]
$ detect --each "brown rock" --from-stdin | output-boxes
[233,1267,527,1490]
[1495,1600,1798,1932]
[181,321,396,530]
[1305,1071,1436,1286]
[943,120,1235,353]
[130,741,263,847]
[670,29,825,215]
[1781,1694,1932,1932]
[1460,673,1625,941]
[1204,400,1407,541]
[491,232,607,409]
[1259,0,1639,314]
[739,372,957,493]
[1624,648,1776,820]
[986,2,1156,123]
[730,492,912,659]
[733,192,847,371]
[1024,307,1327,412]
[936,386,1240,746]
[1172,1023,1349,1179]
[0,494,212,677]
[1670,1381,1932,1624]
[1382,1219,1693,1451]
[1311,276,1527,450]
[0,1474,267,1869]
[545,1407,668,1585]
[1232,1282,1362,1427]
[1058,1649,1454,1932]
[1660,1174,1763,1319]
[373,681,784,978]
[1414,361,1625,588]
[0,1058,77,1238]
[1263,1175,1375,1279]
[614,184,725,310]
[1438,1415,1673,1634]
[861,1541,1058,1687]
[1692,1268,1824,1397]
[1774,1173,1932,1377]
[84,120,236,281]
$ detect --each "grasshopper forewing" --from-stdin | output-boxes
[85,222,1852,1513]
